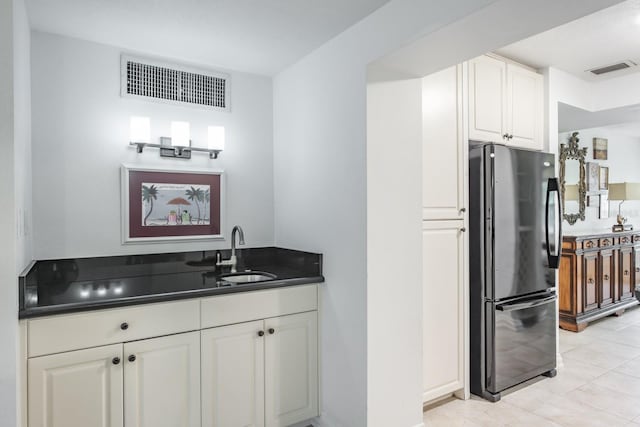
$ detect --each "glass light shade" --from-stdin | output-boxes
[171,121,190,147]
[208,126,225,151]
[130,116,150,143]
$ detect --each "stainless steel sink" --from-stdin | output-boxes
[219,272,277,284]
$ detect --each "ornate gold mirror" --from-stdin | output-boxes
[559,132,587,225]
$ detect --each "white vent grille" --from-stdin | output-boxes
[121,55,230,111]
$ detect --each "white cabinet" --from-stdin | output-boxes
[201,320,265,427]
[124,331,201,427]
[422,64,466,220]
[28,344,124,427]
[422,221,466,403]
[202,312,318,427]
[264,311,318,427]
[468,55,543,150]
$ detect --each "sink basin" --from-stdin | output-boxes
[219,272,277,284]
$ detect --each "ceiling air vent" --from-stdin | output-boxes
[587,60,637,76]
[121,55,230,111]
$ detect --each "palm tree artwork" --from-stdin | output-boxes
[185,186,205,224]
[141,184,158,226]
[204,189,211,224]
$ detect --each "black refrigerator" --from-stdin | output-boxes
[469,142,561,402]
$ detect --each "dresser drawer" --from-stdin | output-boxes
[28,299,200,357]
[201,284,318,329]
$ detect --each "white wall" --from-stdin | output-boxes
[31,32,274,259]
[1,0,31,424]
[273,1,622,426]
[366,77,423,427]
[559,127,640,232]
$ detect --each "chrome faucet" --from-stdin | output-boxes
[217,225,245,273]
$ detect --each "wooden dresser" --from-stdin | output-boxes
[559,231,640,331]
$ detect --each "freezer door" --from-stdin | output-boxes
[486,145,557,300]
[486,294,556,394]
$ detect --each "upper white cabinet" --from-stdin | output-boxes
[422,65,466,221]
[468,55,543,150]
[28,344,124,427]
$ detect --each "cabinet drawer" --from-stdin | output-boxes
[28,299,200,357]
[581,239,598,250]
[201,284,318,329]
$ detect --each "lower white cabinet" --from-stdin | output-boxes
[28,343,124,427]
[28,332,200,427]
[422,220,466,402]
[124,331,201,427]
[202,311,318,427]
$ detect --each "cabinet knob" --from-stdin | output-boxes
[120,322,129,331]
[128,355,136,363]
[637,267,640,273]
[112,357,120,365]
[588,278,594,284]
[460,227,466,233]
[625,270,630,276]
[460,208,466,213]
[604,274,609,281]
[503,133,509,140]
[268,328,275,335]
[509,134,514,140]
[258,330,265,337]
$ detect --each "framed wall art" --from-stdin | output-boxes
[586,162,600,191]
[593,137,608,160]
[121,165,225,243]
[599,193,609,219]
[599,166,609,190]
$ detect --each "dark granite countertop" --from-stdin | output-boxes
[19,247,323,319]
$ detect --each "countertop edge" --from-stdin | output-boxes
[19,276,324,319]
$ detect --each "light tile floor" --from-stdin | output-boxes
[423,305,640,426]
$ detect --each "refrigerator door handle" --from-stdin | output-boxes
[546,178,562,269]
[496,295,557,312]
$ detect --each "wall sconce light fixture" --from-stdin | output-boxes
[129,117,224,159]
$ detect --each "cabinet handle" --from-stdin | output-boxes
[603,239,611,246]
[460,227,466,233]
[258,330,265,337]
[268,328,275,335]
[623,237,630,243]
[460,208,466,213]
[604,274,609,281]
[503,133,509,140]
[625,270,630,276]
[128,355,136,363]
[120,322,129,331]
[637,267,640,273]
[588,278,594,284]
[112,357,120,365]
[586,241,594,248]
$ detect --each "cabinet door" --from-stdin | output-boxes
[422,220,465,402]
[124,331,200,427]
[506,64,543,150]
[599,249,615,307]
[468,55,506,143]
[622,245,637,299]
[422,65,466,220]
[201,320,265,427]
[28,344,123,427]
[582,252,599,312]
[635,246,640,291]
[264,311,318,427]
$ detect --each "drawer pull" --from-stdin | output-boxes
[112,357,120,365]
[586,241,594,248]
[128,355,136,363]
[603,239,611,246]
[257,330,265,337]
[623,237,630,243]
[604,274,609,281]
[120,322,129,331]
[268,328,275,335]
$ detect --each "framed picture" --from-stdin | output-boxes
[121,165,224,243]
[593,137,608,160]
[599,193,609,219]
[599,166,609,190]
[586,162,600,191]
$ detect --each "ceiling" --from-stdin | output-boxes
[25,0,390,76]
[496,0,640,81]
